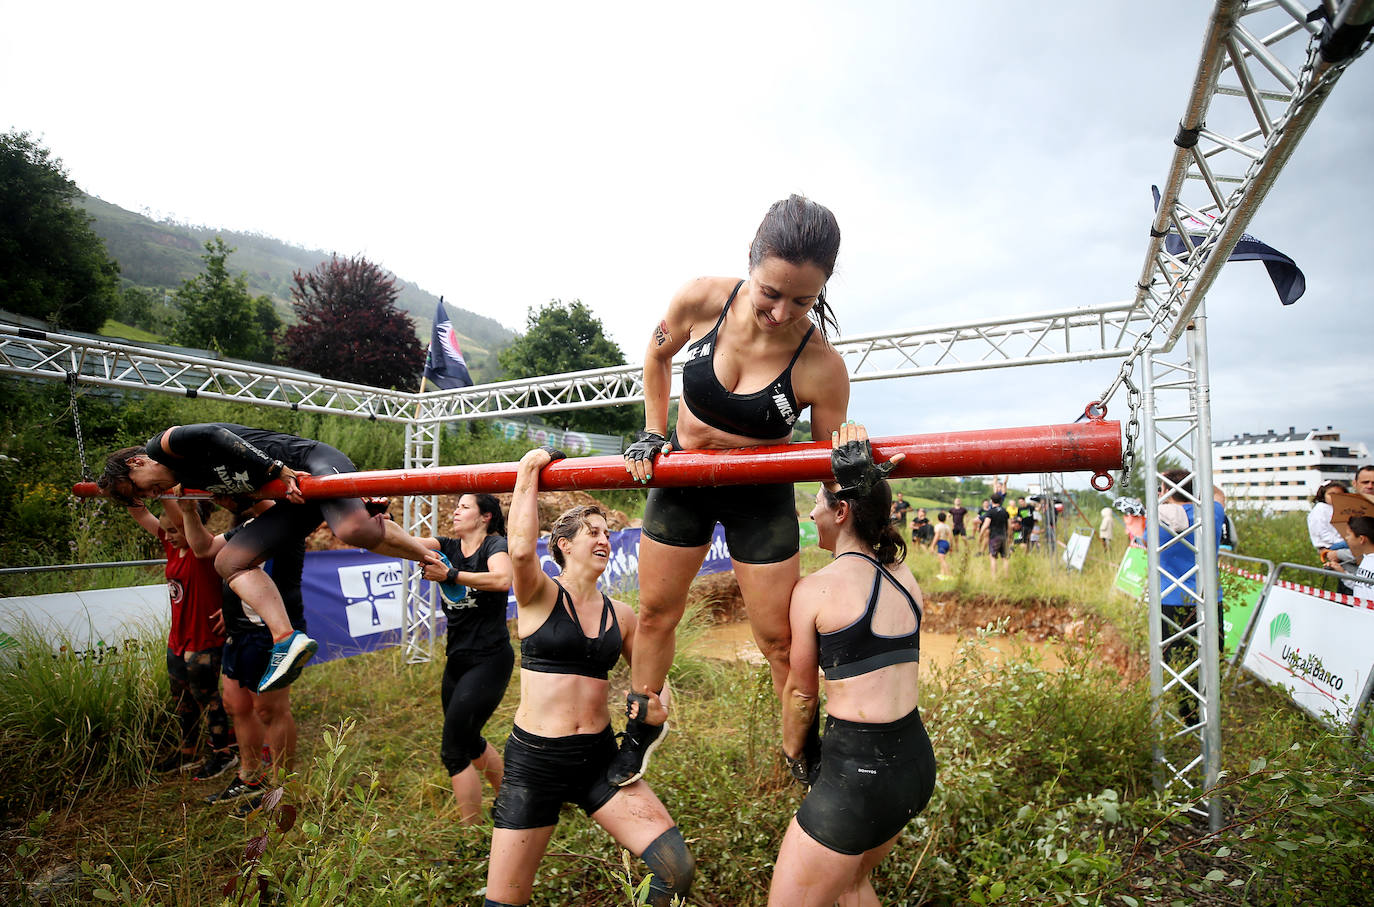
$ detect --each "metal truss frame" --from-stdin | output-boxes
[1142,315,1224,832]
[400,420,442,664]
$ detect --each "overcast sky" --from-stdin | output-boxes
[4,1,1372,481]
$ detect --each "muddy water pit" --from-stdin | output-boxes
[690,615,1066,671]
[684,573,1140,678]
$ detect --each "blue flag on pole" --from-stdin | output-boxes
[1152,186,1305,305]
[423,298,473,389]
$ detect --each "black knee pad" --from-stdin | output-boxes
[641,825,694,907]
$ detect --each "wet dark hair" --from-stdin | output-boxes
[463,493,507,536]
[823,481,907,565]
[548,504,607,569]
[1348,515,1374,543]
[1314,481,1347,505]
[749,194,841,338]
[98,445,148,506]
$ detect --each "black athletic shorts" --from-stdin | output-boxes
[641,481,799,565]
[491,724,620,829]
[796,707,936,855]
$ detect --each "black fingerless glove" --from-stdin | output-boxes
[831,438,898,497]
[785,749,821,786]
[537,445,566,463]
[624,430,670,465]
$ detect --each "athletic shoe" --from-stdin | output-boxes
[204,775,263,805]
[192,749,240,782]
[606,694,668,787]
[433,552,468,605]
[230,792,266,819]
[257,631,317,693]
[154,751,200,773]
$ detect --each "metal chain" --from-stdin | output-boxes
[1119,373,1141,487]
[66,371,92,482]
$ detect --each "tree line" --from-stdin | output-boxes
[1,130,641,435]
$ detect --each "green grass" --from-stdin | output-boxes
[2,524,1371,905]
[97,320,163,343]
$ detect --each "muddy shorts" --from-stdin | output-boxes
[641,481,799,565]
[491,724,620,829]
[796,707,936,855]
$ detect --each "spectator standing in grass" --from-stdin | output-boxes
[1098,506,1115,555]
[122,500,236,781]
[889,491,912,529]
[948,496,968,547]
[912,507,933,548]
[982,493,1011,579]
[933,511,953,579]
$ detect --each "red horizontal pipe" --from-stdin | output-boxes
[73,421,1120,499]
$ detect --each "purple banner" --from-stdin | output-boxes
[302,525,735,664]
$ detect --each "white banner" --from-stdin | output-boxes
[0,584,168,658]
[1240,585,1374,729]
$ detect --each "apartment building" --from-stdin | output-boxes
[1212,427,1369,512]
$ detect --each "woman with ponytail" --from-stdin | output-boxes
[769,423,936,906]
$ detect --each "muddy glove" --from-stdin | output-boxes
[537,445,566,463]
[831,437,898,497]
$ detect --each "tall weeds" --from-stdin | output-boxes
[0,628,169,819]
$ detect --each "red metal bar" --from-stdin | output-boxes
[73,421,1120,499]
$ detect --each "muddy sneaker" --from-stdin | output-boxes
[257,631,317,693]
[204,775,263,805]
[191,749,240,782]
[433,552,468,606]
[606,693,668,787]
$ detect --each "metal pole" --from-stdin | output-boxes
[1141,351,1166,790]
[1189,308,1225,833]
[74,422,1123,501]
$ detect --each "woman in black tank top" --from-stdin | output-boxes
[483,447,694,907]
[770,423,936,906]
[611,195,853,787]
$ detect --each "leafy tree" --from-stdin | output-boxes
[498,299,640,435]
[283,255,424,389]
[171,237,277,362]
[0,130,120,331]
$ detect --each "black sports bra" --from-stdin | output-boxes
[818,552,921,681]
[520,581,622,680]
[680,280,813,439]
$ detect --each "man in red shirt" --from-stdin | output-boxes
[125,502,237,780]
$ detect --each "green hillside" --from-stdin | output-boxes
[79,195,514,378]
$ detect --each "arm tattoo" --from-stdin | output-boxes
[653,320,672,347]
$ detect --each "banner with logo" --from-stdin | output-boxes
[1113,546,1147,598]
[1219,563,1267,658]
[300,525,739,664]
[1239,585,1374,729]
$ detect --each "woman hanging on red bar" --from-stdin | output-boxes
[613,195,851,785]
